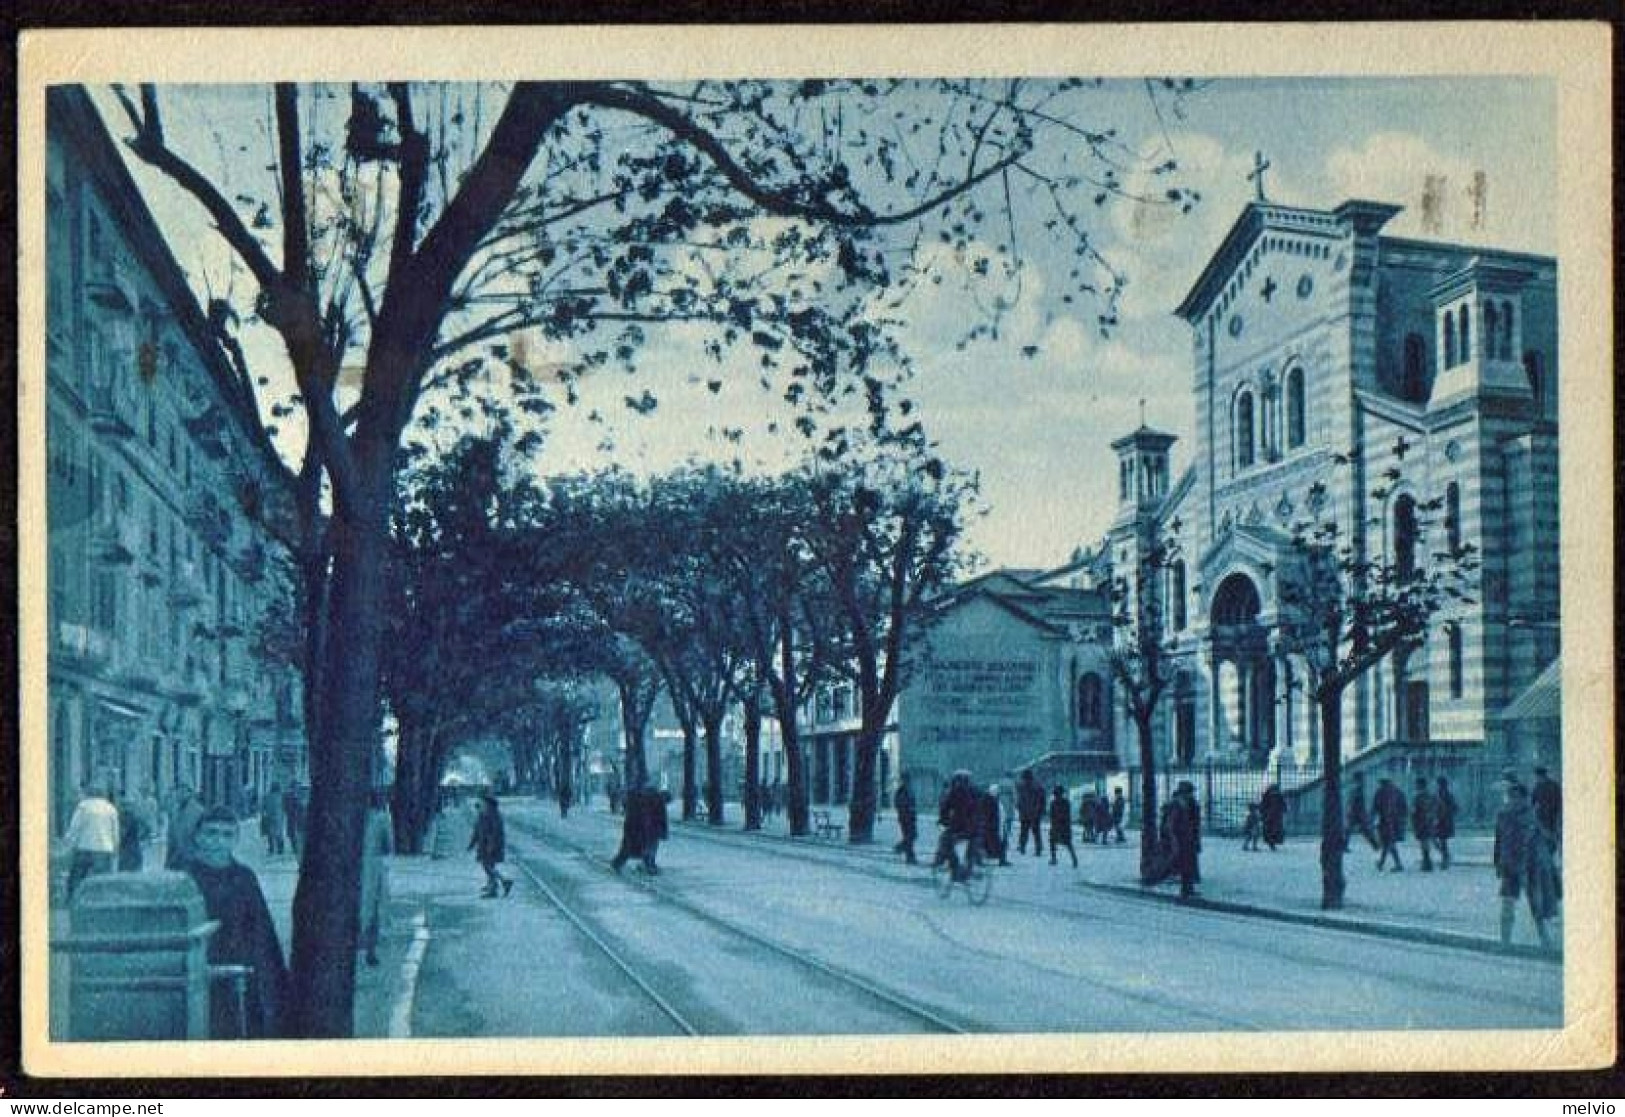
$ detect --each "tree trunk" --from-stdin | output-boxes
[1318,688,1347,910]
[1136,713,1160,884]
[701,711,725,825]
[390,718,433,855]
[287,501,387,1038]
[741,686,763,831]
[615,676,652,787]
[848,717,881,843]
[680,721,700,821]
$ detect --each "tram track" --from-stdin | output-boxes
[505,815,974,1035]
[625,812,1563,1017]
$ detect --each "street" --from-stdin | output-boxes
[400,800,1562,1037]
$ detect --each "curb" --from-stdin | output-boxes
[1076,877,1562,963]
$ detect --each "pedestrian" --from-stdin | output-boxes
[1344,774,1379,852]
[1165,780,1202,899]
[610,778,649,873]
[1078,791,1097,844]
[1091,793,1113,845]
[1259,783,1287,850]
[185,807,289,1038]
[468,792,513,897]
[997,781,1016,858]
[359,790,392,966]
[166,782,206,869]
[1048,786,1077,867]
[116,790,148,871]
[892,774,918,864]
[283,784,307,859]
[1373,776,1407,872]
[642,788,671,873]
[1493,781,1558,948]
[1241,802,1262,851]
[1410,777,1438,871]
[64,779,120,898]
[932,771,980,877]
[260,783,287,856]
[1015,769,1045,857]
[1434,776,1458,870]
[1110,787,1127,843]
[1531,765,1562,850]
[980,784,1010,866]
[606,767,623,816]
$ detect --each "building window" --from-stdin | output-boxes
[1402,334,1428,403]
[1443,310,1457,368]
[1077,673,1105,729]
[1171,560,1188,631]
[1445,482,1461,553]
[1483,303,1498,362]
[1234,390,1255,471]
[1285,366,1306,448]
[1447,624,1464,699]
[1459,304,1471,363]
[1501,300,1515,360]
[1393,494,1418,581]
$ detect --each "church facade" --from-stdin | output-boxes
[1101,198,1560,776]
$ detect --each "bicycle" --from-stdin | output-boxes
[931,834,992,905]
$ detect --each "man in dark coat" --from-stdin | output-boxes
[1110,787,1127,843]
[892,775,918,864]
[1047,786,1077,867]
[1410,777,1438,871]
[186,807,289,1038]
[468,793,513,897]
[933,771,980,877]
[1531,766,1562,850]
[979,784,1009,866]
[1433,776,1458,869]
[1164,780,1202,899]
[1259,784,1287,850]
[610,781,649,872]
[1344,774,1378,852]
[1494,781,1558,948]
[1373,776,1407,871]
[1015,769,1045,856]
[1091,794,1113,845]
[641,787,670,872]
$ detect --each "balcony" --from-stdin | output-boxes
[88,379,137,438]
[185,404,229,459]
[91,517,138,565]
[85,254,137,314]
[168,561,208,608]
[55,621,113,666]
[186,493,233,550]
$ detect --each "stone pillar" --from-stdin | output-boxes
[1207,645,1227,758]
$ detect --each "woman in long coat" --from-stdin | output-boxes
[468,793,512,897]
[1259,784,1287,850]
[359,792,393,964]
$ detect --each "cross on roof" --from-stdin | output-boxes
[1261,275,1278,302]
[1248,150,1272,202]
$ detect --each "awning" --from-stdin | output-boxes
[95,695,149,721]
[1502,657,1562,722]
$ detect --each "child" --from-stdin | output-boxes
[1241,802,1262,851]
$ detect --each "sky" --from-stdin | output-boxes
[91,76,1555,574]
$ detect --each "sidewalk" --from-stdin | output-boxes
[664,798,1560,959]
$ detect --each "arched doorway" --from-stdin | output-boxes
[1208,573,1275,763]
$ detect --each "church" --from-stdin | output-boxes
[892,192,1559,819]
[1096,193,1560,785]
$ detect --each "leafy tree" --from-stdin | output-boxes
[109,76,1195,1034]
[1103,524,1183,883]
[804,448,975,842]
[1275,450,1478,910]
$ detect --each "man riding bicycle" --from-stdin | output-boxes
[933,770,982,881]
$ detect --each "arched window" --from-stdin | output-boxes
[1443,310,1457,367]
[1501,300,1515,359]
[1171,560,1188,631]
[1445,481,1461,553]
[1077,673,1105,729]
[1447,623,1464,699]
[1394,494,1419,581]
[1286,366,1306,448]
[1523,350,1543,406]
[1483,303,1498,361]
[1235,390,1255,470]
[1459,303,1471,363]
[1402,334,1428,403]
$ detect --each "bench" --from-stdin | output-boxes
[811,809,844,840]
